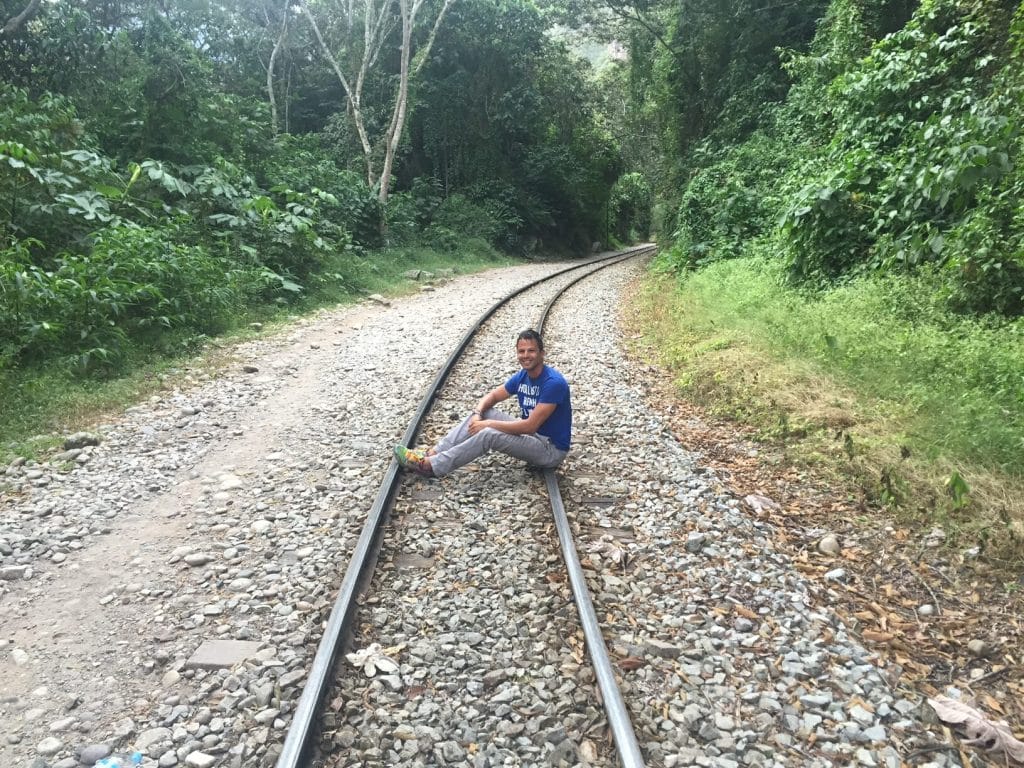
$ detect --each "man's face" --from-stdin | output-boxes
[516,339,543,373]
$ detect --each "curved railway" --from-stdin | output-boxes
[0,247,959,768]
[276,246,656,768]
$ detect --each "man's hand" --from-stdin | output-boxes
[468,416,488,436]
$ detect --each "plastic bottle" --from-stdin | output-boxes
[95,752,143,768]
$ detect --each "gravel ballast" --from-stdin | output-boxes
[1,257,953,767]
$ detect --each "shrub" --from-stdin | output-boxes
[0,226,265,371]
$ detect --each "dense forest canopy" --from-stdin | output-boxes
[2,0,1022,378]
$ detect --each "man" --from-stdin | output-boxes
[394,329,572,478]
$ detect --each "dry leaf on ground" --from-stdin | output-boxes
[928,695,1024,764]
[345,642,400,677]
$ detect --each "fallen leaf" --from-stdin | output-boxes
[619,656,646,671]
[734,605,758,620]
[861,629,894,644]
[345,642,401,677]
[928,695,1024,764]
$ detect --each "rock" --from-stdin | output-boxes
[818,534,841,555]
[63,432,100,450]
[685,532,706,553]
[967,639,992,658]
[1,565,31,581]
[824,567,848,583]
[37,736,63,756]
[644,639,682,659]
[78,744,112,764]
[135,727,172,752]
[184,751,217,768]
[185,640,262,670]
[744,494,780,513]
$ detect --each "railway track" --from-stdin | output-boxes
[276,246,656,767]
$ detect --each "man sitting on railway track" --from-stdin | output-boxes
[394,328,572,478]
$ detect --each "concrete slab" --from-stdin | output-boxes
[186,639,263,670]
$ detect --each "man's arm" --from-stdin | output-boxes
[482,402,556,436]
[471,385,510,420]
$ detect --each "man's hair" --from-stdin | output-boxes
[516,328,544,351]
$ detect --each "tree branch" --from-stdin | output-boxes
[2,0,43,38]
[607,3,685,65]
[413,0,455,75]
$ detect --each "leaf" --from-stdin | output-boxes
[744,494,780,513]
[861,629,894,644]
[345,642,401,677]
[927,696,1024,763]
[733,604,758,620]
[619,656,645,671]
[587,535,630,568]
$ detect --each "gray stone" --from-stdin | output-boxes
[184,751,217,768]
[1,565,30,581]
[37,736,63,756]
[78,744,111,764]
[824,567,848,583]
[136,727,172,751]
[185,640,262,670]
[863,725,887,742]
[644,638,682,659]
[63,432,100,449]
[818,534,841,555]
[685,532,706,553]
[967,639,992,658]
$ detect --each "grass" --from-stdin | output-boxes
[630,254,1024,565]
[0,242,516,463]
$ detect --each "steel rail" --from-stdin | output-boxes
[275,248,648,768]
[538,245,654,768]
[543,469,646,768]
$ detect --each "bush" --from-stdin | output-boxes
[0,226,266,371]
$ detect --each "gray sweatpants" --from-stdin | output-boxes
[428,408,568,477]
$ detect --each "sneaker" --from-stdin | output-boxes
[408,457,434,477]
[394,445,434,477]
[394,444,425,467]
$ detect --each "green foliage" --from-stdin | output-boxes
[609,172,651,243]
[778,0,1024,313]
[651,0,1024,317]
[0,226,266,371]
[665,130,792,269]
[662,255,1024,474]
[253,134,382,247]
[411,0,622,252]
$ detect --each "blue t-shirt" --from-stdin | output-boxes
[503,365,572,451]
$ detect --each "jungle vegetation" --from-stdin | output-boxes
[2,0,1022,549]
[584,0,1023,556]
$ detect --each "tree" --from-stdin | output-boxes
[300,0,455,204]
[2,0,41,38]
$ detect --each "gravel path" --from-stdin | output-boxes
[1,258,952,768]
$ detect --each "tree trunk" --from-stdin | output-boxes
[301,0,455,202]
[2,0,42,38]
[377,0,455,205]
[266,2,288,136]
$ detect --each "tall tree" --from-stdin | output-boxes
[300,0,455,204]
